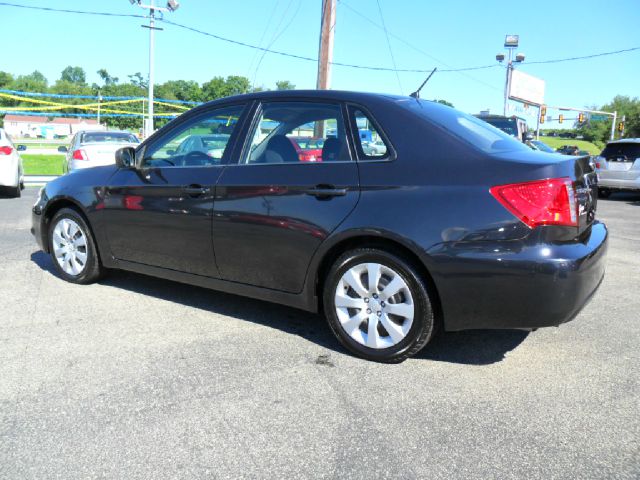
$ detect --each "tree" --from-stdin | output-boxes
[128,72,148,89]
[60,66,86,85]
[11,71,48,92]
[155,80,201,102]
[0,71,13,89]
[201,75,250,102]
[434,99,454,108]
[97,69,119,87]
[275,80,295,90]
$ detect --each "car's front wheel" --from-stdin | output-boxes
[48,208,104,284]
[323,248,436,363]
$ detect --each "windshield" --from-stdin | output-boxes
[404,101,530,154]
[601,142,640,159]
[82,132,139,144]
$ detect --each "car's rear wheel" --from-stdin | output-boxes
[48,208,103,284]
[323,248,436,363]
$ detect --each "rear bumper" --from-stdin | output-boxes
[597,171,640,191]
[433,222,608,331]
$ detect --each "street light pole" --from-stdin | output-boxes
[503,48,513,116]
[496,35,523,117]
[147,1,155,138]
[129,0,180,138]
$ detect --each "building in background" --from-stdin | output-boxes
[2,115,105,139]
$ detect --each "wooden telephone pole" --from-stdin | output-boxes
[316,0,336,90]
[315,0,336,137]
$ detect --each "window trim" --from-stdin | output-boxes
[235,99,355,166]
[137,101,249,169]
[346,103,397,163]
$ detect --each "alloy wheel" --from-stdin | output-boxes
[334,262,415,349]
[52,218,88,276]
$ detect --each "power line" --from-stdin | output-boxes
[1,2,638,75]
[375,0,403,94]
[523,46,640,65]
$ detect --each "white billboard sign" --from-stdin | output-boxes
[509,70,545,106]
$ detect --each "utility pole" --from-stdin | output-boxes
[315,0,336,138]
[316,0,336,90]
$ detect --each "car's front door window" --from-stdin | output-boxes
[143,105,245,168]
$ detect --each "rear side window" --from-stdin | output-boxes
[601,143,640,160]
[351,109,390,160]
[243,101,350,164]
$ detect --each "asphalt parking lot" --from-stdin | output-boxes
[1,187,638,479]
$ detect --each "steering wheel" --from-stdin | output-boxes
[182,150,210,166]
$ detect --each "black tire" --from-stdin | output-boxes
[598,188,611,199]
[323,248,436,363]
[3,184,21,198]
[48,207,104,284]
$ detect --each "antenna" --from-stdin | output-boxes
[410,68,437,99]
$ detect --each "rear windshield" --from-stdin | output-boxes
[601,142,640,159]
[403,100,531,154]
[81,132,139,144]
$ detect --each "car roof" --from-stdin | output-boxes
[607,138,640,144]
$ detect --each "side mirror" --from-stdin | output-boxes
[57,146,68,153]
[115,147,136,169]
[17,144,27,151]
[166,149,175,156]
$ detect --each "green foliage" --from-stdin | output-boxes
[60,66,86,85]
[11,71,48,94]
[97,69,119,87]
[434,99,454,108]
[577,95,640,143]
[276,80,296,90]
[0,71,13,89]
[0,67,295,132]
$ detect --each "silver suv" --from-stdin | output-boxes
[596,139,640,197]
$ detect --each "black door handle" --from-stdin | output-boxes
[183,185,210,197]
[304,185,348,198]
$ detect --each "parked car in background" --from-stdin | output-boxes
[32,90,607,363]
[530,140,555,153]
[0,128,24,198]
[289,136,324,162]
[557,145,580,155]
[595,138,640,197]
[362,139,388,156]
[65,130,139,173]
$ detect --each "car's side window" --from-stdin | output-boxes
[242,101,351,164]
[142,105,245,168]
[351,108,390,160]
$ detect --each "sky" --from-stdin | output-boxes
[2,0,639,127]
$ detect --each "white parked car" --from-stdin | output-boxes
[0,128,24,198]
[65,130,140,173]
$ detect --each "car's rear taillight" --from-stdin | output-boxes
[490,177,578,228]
[72,149,88,160]
[0,146,13,155]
